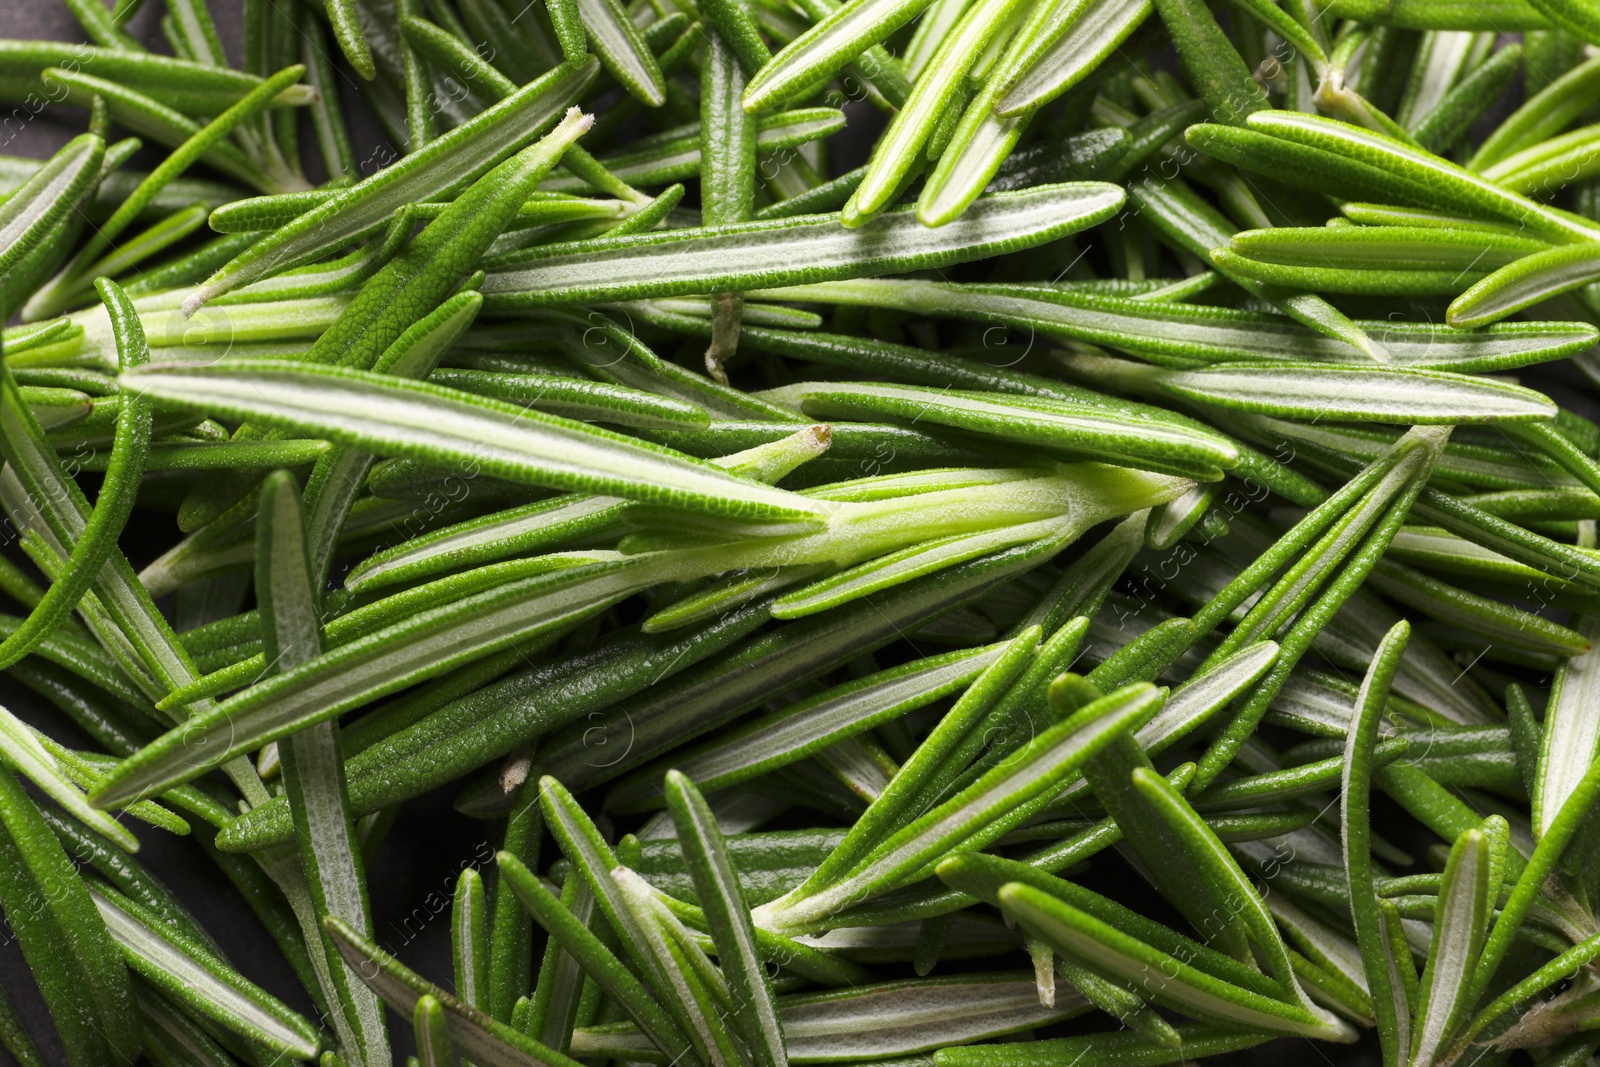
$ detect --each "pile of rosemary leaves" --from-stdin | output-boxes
[3,0,1600,1062]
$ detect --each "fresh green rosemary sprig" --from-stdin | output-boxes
[8,3,1600,1065]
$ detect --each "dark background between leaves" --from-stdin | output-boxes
[4,2,1585,1064]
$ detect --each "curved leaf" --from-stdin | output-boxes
[1449,241,1600,328]
[482,184,1126,305]
[120,360,822,523]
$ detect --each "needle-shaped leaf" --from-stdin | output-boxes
[1137,640,1279,752]
[1123,774,1306,1001]
[1226,223,1548,272]
[0,280,149,673]
[667,769,786,1067]
[1195,433,1433,658]
[399,11,516,101]
[913,617,1089,800]
[1395,30,1480,131]
[0,134,104,280]
[499,851,696,1064]
[1368,557,1587,657]
[698,30,755,383]
[1195,430,1447,785]
[996,882,1354,1040]
[799,626,1042,893]
[1485,124,1600,193]
[1146,484,1210,551]
[1408,825,1490,1066]
[540,776,682,992]
[1075,706,1251,960]
[572,972,1088,1061]
[702,0,770,74]
[766,527,1078,620]
[344,494,621,594]
[902,0,975,79]
[182,58,599,312]
[253,472,320,672]
[415,994,454,1067]
[847,0,1028,221]
[326,914,587,1067]
[756,682,1159,933]
[258,471,389,1067]
[32,64,309,320]
[489,776,540,1023]
[924,0,1131,222]
[1411,43,1523,155]
[0,40,315,112]
[481,184,1125,305]
[781,973,1087,1058]
[0,762,136,1067]
[759,278,1597,372]
[219,599,778,851]
[1448,242,1600,328]
[987,126,1132,191]
[526,866,589,1052]
[1012,514,1144,638]
[321,0,375,78]
[607,643,1005,812]
[740,0,932,113]
[613,865,741,1067]
[996,0,1151,115]
[453,867,490,1016]
[299,4,359,174]
[18,385,91,431]
[1343,622,1412,1066]
[641,564,830,632]
[1151,0,1265,126]
[1239,110,1600,243]
[439,367,707,430]
[61,0,140,49]
[93,555,675,808]
[93,885,318,1059]
[578,0,666,105]
[765,381,1238,479]
[1064,353,1558,423]
[119,360,823,523]
[934,1023,1270,1067]
[0,704,137,850]
[309,108,592,372]
[1128,176,1387,361]
[912,49,1038,225]
[1533,617,1600,839]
